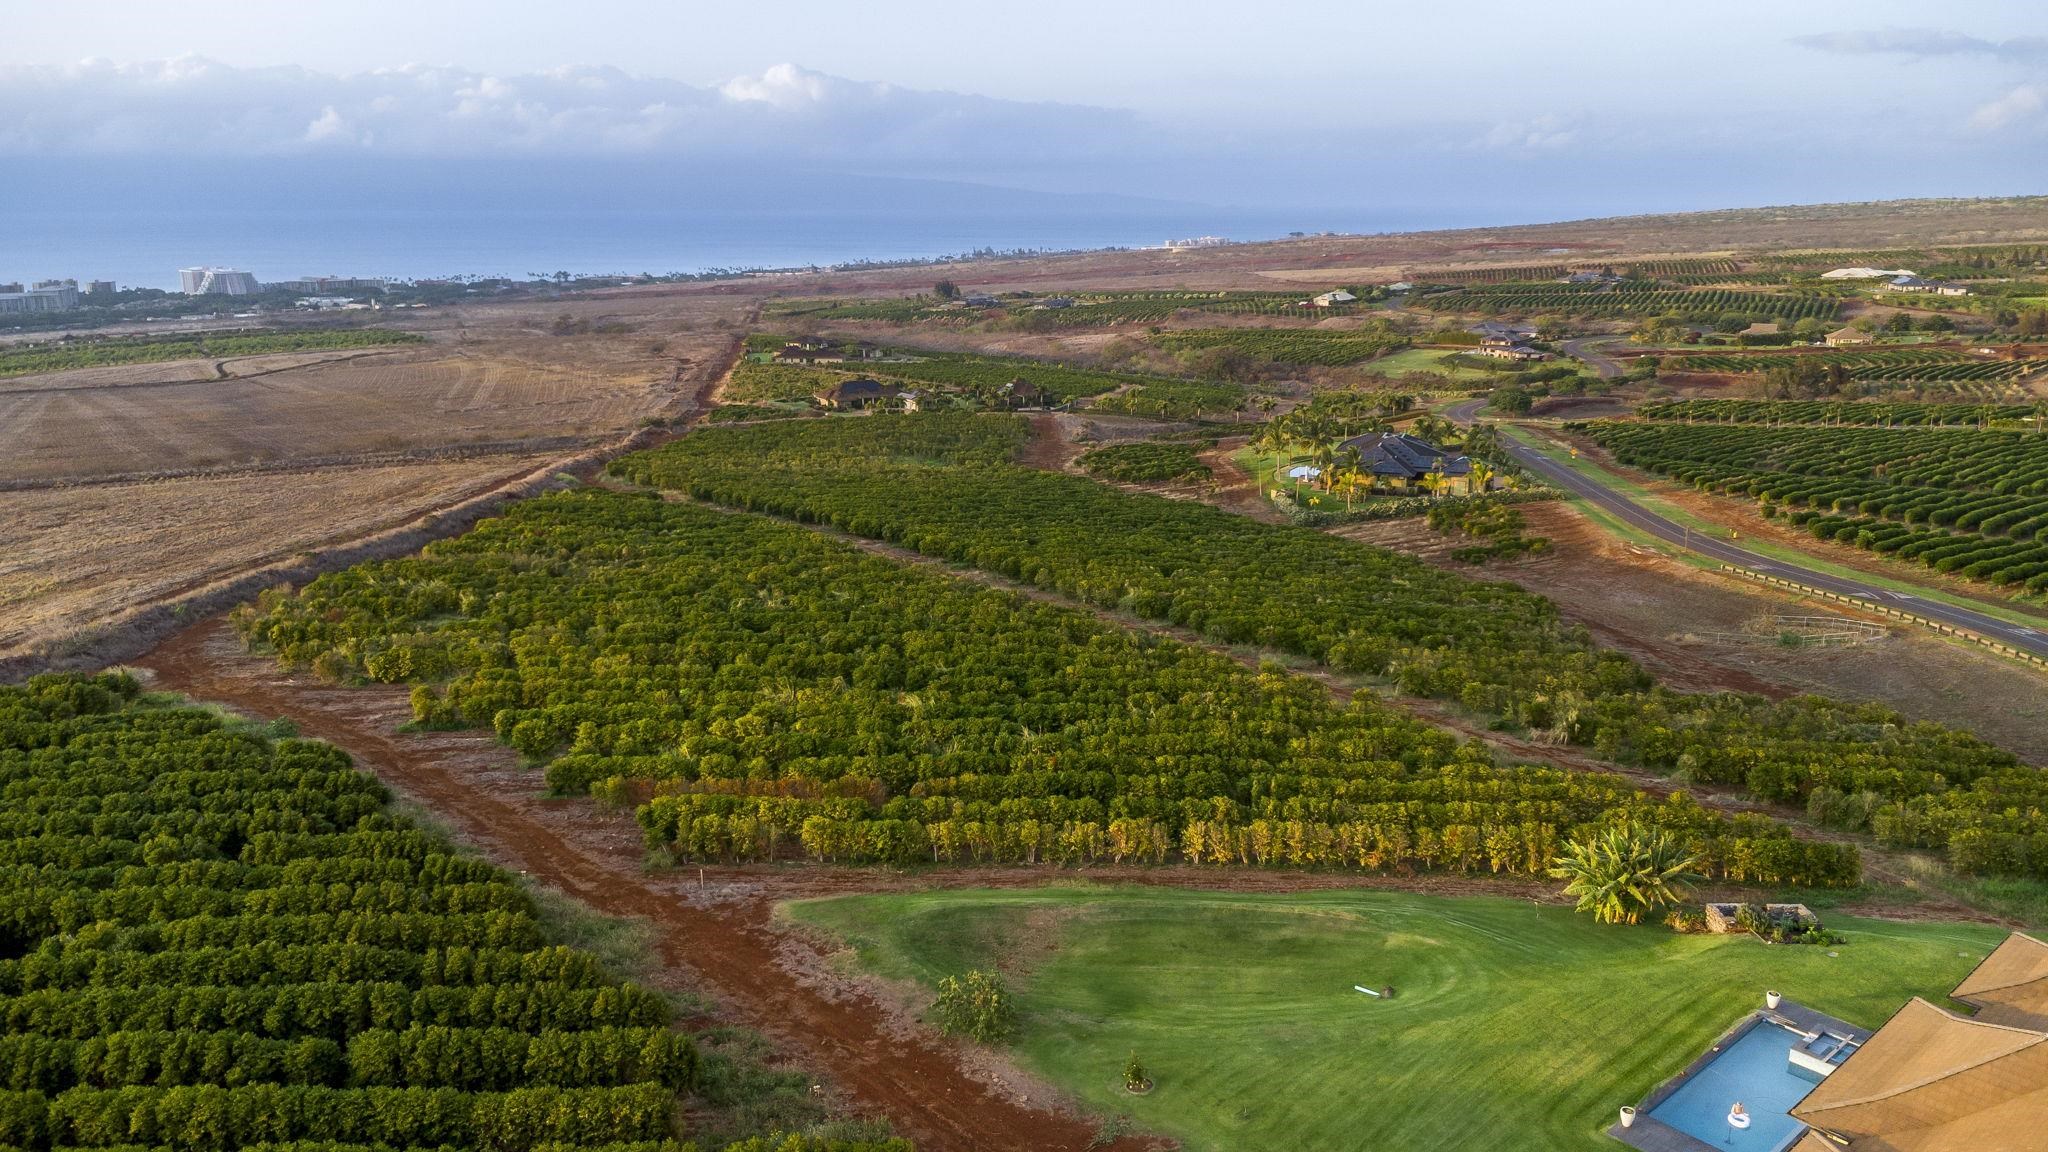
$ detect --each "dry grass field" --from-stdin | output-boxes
[1,290,757,669]
[0,455,550,662]
[0,292,753,484]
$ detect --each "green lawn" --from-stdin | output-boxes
[787,886,2003,1152]
[1365,347,1503,381]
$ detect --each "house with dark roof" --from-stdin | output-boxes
[813,378,902,410]
[996,378,1045,409]
[1336,432,1479,493]
[1884,274,1970,297]
[1469,320,1537,342]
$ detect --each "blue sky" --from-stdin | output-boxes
[5,1,2047,216]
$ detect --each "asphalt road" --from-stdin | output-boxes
[1488,428,2048,659]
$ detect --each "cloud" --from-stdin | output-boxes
[0,56,1149,161]
[1968,84,2048,132]
[1791,27,2048,63]
[1475,115,1578,151]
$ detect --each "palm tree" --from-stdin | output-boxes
[1548,823,1702,925]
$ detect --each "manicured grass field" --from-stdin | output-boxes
[1367,347,1507,381]
[787,886,2003,1152]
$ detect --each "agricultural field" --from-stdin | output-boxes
[0,290,755,671]
[0,328,424,379]
[1089,379,1246,419]
[596,416,2036,878]
[790,886,2003,1152]
[0,455,549,664]
[769,290,1375,329]
[1664,350,2043,382]
[238,484,1843,883]
[0,672,706,1151]
[1149,327,1408,367]
[1636,398,2048,427]
[1414,285,1839,322]
[1076,440,1213,483]
[1587,421,2048,602]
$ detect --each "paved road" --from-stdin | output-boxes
[1487,428,2048,659]
[1560,337,1625,378]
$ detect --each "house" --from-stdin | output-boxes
[1037,297,1075,309]
[996,378,1044,409]
[1477,342,1553,361]
[1335,431,1479,493]
[1739,322,1781,337]
[1790,933,2048,1151]
[1564,271,1623,285]
[775,336,848,363]
[1469,320,1537,342]
[849,340,883,360]
[962,293,1001,307]
[1311,289,1357,307]
[1385,281,1414,292]
[1884,274,1969,296]
[1950,931,2048,1032]
[1820,267,1916,280]
[813,378,902,410]
[1824,326,1874,347]
[901,389,925,412]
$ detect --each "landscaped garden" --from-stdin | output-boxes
[788,886,2003,1152]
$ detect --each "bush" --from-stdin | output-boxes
[932,971,1015,1043]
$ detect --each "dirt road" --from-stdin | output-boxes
[136,618,1160,1152]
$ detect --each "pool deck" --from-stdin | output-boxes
[1608,999,1870,1152]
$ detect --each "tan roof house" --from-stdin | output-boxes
[1789,932,2048,1151]
[1825,326,1874,347]
[1952,931,2048,1032]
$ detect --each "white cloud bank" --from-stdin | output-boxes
[0,57,1149,160]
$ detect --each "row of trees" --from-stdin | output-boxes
[0,675,709,1152]
[243,481,1851,890]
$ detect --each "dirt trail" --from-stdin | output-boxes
[135,619,1160,1152]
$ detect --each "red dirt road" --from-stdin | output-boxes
[135,618,1162,1152]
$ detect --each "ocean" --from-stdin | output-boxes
[2,159,1494,290]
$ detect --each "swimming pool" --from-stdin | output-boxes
[1646,1021,1815,1150]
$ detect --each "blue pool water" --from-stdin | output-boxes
[1648,1022,1815,1150]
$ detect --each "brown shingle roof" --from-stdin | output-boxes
[1791,996,2048,1151]
[1953,932,2048,1032]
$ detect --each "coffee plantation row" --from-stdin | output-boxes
[1075,441,1213,483]
[0,330,425,380]
[1148,328,1410,367]
[597,416,2035,873]
[1088,380,1246,419]
[237,486,1853,888]
[1587,421,2048,592]
[230,412,2036,877]
[1413,285,1839,321]
[1635,399,2047,427]
[0,674,911,1152]
[1665,351,2042,382]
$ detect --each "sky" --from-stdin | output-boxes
[4,1,2047,264]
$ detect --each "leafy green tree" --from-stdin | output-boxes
[933,280,960,300]
[1549,823,1702,925]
